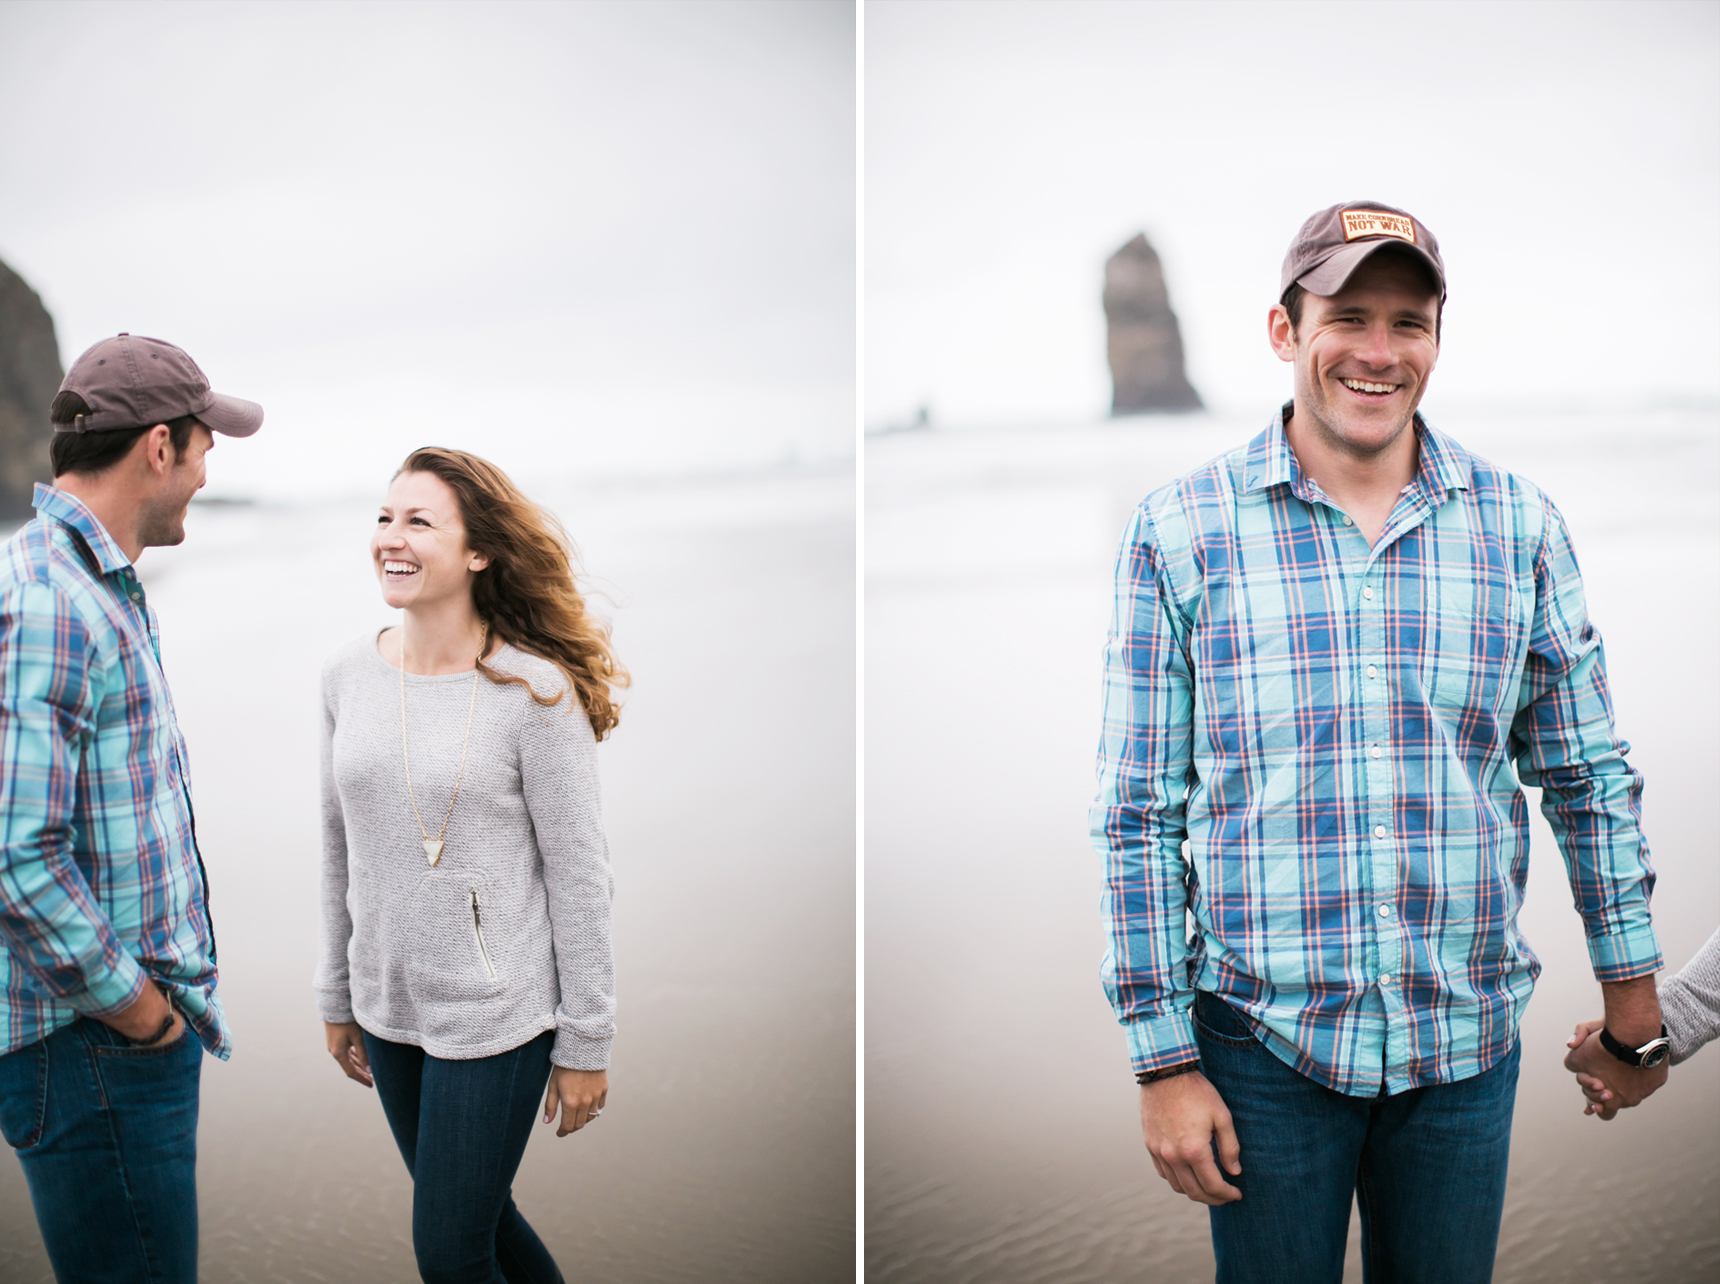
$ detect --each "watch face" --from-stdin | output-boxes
[1641,1041,1670,1069]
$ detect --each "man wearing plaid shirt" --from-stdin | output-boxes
[0,334,262,1283]
[1091,203,1667,1283]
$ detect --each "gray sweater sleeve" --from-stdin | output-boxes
[313,664,356,1023]
[1663,926,1720,1066]
[520,692,615,1070]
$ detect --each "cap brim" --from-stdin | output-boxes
[1298,240,1445,300]
[199,392,264,438]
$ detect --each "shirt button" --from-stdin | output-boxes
[1366,665,1378,678]
[1374,825,1387,838]
[1371,746,1383,759]
[130,592,141,601]
[1378,904,1393,918]
[1343,515,1354,526]
[1362,587,1375,600]
[1380,974,1394,986]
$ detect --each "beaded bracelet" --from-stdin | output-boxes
[1136,1061,1200,1085]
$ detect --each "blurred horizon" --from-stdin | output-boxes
[0,0,856,502]
[866,0,1720,432]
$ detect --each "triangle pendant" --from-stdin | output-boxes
[423,839,444,867]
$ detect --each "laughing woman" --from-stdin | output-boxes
[316,447,626,1284]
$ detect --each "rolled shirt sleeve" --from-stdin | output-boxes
[313,667,356,1024]
[0,581,150,1018]
[519,694,615,1071]
[1509,496,1661,982]
[1091,504,1202,1074]
[1661,927,1720,1065]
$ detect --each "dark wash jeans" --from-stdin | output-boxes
[362,1027,565,1284]
[0,1015,202,1284]
[1194,989,1518,1284]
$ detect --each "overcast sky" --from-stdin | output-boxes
[866,0,1720,429]
[0,1,855,500]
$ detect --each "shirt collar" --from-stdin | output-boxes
[1241,403,1298,494]
[1241,402,1474,499]
[1412,414,1473,496]
[32,483,135,575]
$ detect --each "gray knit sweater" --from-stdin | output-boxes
[314,635,613,1069]
[1663,926,1720,1066]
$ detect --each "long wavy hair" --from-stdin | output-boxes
[396,447,628,739]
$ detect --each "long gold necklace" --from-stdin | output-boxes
[399,624,487,867]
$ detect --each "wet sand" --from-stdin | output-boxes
[0,465,856,1283]
[865,407,1720,1283]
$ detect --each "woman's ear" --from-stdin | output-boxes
[469,553,491,573]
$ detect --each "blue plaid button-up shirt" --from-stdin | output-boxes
[0,483,229,1058]
[1092,408,1659,1096]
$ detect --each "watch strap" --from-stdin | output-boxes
[1598,1023,1668,1068]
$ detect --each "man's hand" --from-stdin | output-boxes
[543,1067,608,1137]
[324,1022,373,1087]
[1139,1069,1242,1205]
[100,981,182,1047]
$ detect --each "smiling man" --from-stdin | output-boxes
[0,334,262,1283]
[1091,202,1664,1282]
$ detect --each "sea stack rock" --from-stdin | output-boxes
[0,259,61,521]
[1104,233,1202,415]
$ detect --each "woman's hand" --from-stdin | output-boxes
[543,1066,607,1136]
[325,1021,373,1088]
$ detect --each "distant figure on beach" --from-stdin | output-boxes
[316,448,625,1283]
[0,335,263,1282]
[1091,201,1665,1283]
[1565,925,1720,1117]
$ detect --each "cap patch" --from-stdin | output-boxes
[1341,210,1415,243]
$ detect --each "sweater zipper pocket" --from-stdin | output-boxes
[470,890,498,981]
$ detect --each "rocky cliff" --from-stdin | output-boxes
[1104,233,1202,415]
[0,259,61,521]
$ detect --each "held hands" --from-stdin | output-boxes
[1563,1020,1667,1121]
[325,1021,374,1088]
[543,1066,608,1137]
[1139,1070,1242,1205]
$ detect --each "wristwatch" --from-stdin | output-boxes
[1598,1024,1671,1070]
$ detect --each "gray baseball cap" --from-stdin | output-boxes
[1280,201,1446,302]
[55,333,263,437]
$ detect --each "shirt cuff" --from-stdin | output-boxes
[1587,923,1663,983]
[551,1028,612,1071]
[67,954,150,1020]
[1123,1008,1200,1075]
[314,986,356,1025]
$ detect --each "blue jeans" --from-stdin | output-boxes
[0,1016,202,1283]
[1194,990,1518,1284]
[363,1027,565,1284]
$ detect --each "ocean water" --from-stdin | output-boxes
[0,463,857,1283]
[865,405,1720,1283]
